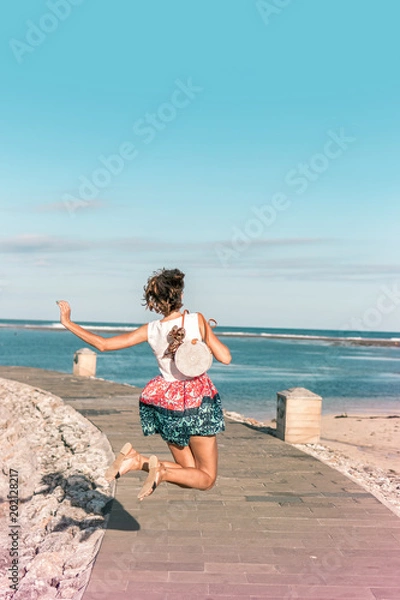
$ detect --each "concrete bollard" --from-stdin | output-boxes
[276,387,322,444]
[73,348,97,377]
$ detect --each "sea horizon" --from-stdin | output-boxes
[0,318,399,347]
[1,318,399,421]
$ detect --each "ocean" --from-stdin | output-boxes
[0,319,399,421]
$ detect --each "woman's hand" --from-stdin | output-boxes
[56,300,71,326]
[55,299,148,351]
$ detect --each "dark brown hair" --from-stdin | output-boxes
[143,268,185,315]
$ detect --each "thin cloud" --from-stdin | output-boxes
[0,233,340,255]
[0,235,91,253]
[1,233,396,283]
[3,234,386,284]
[34,200,105,213]
[0,234,149,255]
[241,237,339,248]
[110,236,336,252]
[237,262,400,282]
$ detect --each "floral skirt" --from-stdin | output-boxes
[139,373,225,447]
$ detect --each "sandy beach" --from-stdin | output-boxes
[224,410,400,518]
[317,413,400,475]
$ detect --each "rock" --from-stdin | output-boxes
[25,551,64,581]
[0,377,114,599]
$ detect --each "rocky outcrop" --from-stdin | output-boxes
[0,378,114,600]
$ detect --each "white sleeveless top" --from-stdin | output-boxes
[147,312,202,382]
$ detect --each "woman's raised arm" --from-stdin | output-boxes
[56,300,148,352]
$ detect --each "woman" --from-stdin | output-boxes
[57,268,231,500]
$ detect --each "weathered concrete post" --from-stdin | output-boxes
[73,348,97,377]
[276,387,322,443]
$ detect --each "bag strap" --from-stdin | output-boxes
[181,309,188,327]
[182,310,217,348]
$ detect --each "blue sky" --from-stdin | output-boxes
[1,0,399,330]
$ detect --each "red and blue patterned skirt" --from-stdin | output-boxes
[139,373,225,447]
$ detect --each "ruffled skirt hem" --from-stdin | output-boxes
[139,373,225,446]
[139,394,225,447]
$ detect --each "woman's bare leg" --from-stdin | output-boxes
[162,442,197,488]
[167,442,196,468]
[165,435,218,489]
[139,435,218,499]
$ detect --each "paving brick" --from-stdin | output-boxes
[168,571,247,584]
[122,593,166,600]
[82,594,136,600]
[198,552,241,563]
[288,585,376,599]
[126,581,209,594]
[371,589,400,599]
[90,568,169,582]
[323,575,400,587]
[131,561,205,572]
[204,562,277,574]
[209,583,291,596]
[166,552,206,562]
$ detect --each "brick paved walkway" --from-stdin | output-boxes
[1,366,399,600]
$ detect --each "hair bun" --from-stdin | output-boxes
[143,268,185,315]
[170,269,185,282]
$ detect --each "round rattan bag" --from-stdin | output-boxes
[174,337,213,378]
[172,311,215,378]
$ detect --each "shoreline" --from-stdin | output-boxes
[224,409,400,518]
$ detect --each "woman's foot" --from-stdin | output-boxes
[118,447,145,476]
[105,443,144,481]
[137,456,163,501]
